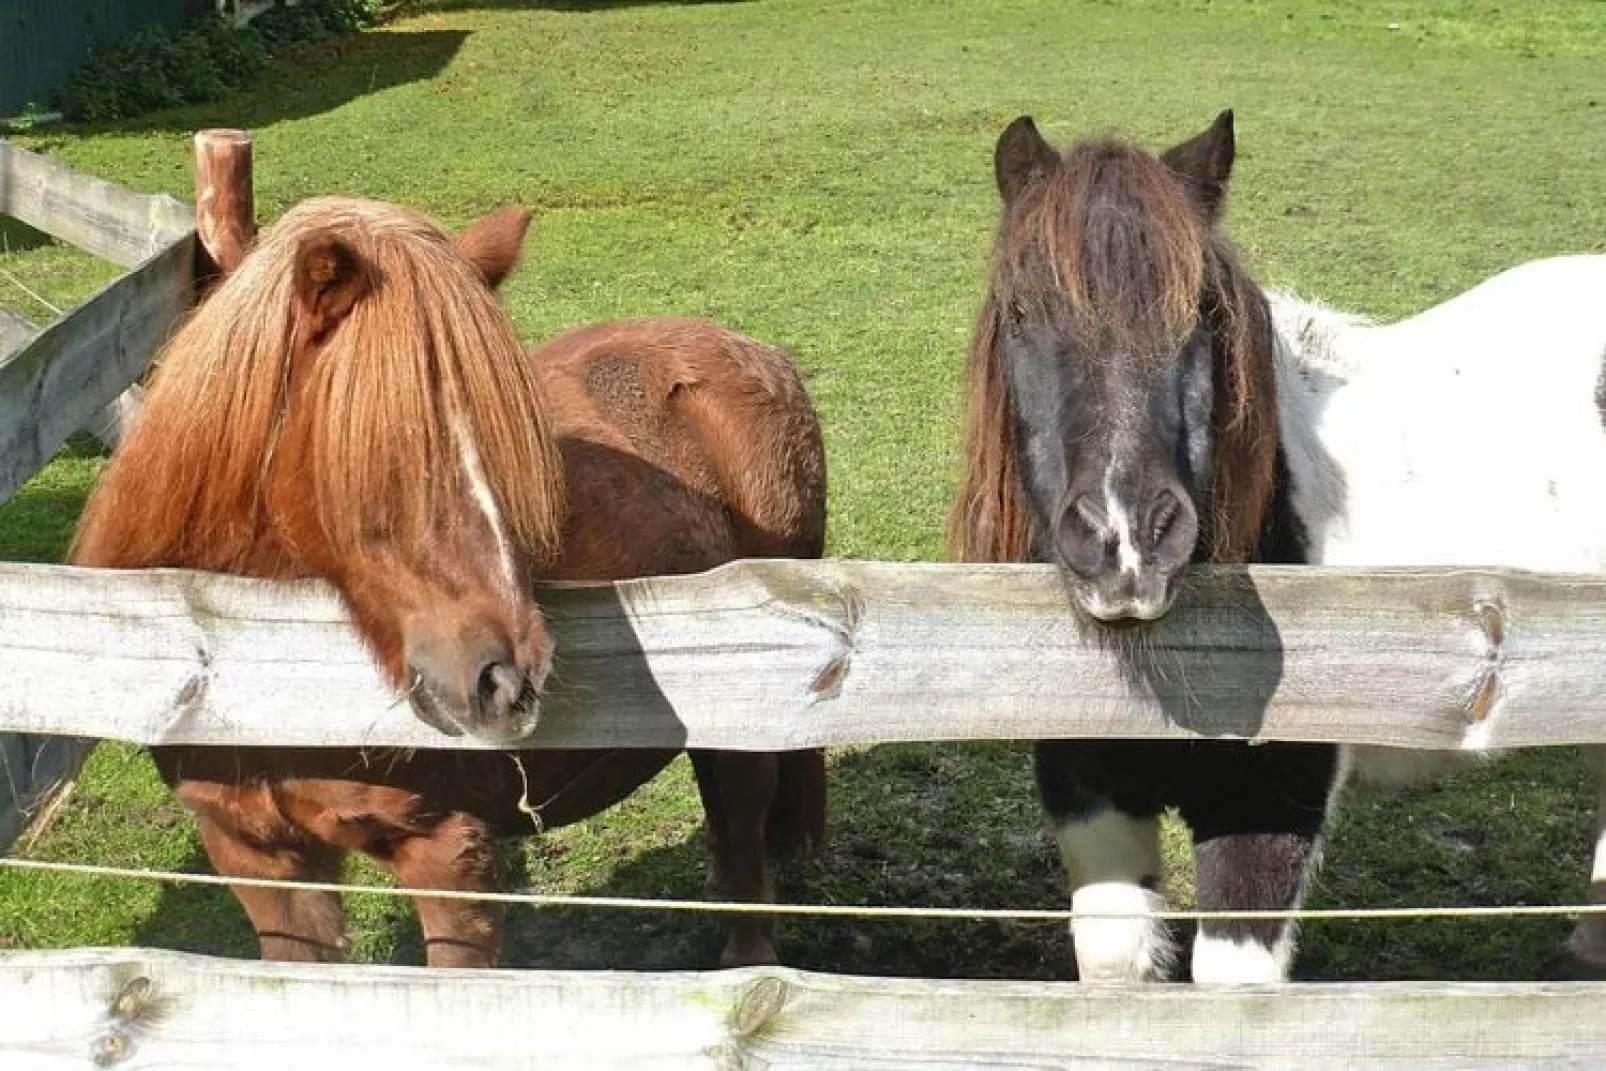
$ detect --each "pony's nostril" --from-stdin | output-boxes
[1147,491,1178,542]
[1056,494,1112,577]
[475,661,527,716]
[1072,494,1107,534]
[1147,487,1198,565]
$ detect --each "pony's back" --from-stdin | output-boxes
[532,316,826,579]
[529,315,828,862]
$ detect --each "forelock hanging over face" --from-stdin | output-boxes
[994,142,1208,356]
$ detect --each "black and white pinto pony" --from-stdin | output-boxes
[949,109,1606,984]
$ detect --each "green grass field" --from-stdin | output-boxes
[2,0,1605,980]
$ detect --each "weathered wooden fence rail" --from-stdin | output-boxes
[2,557,1604,751]
[0,139,195,500]
[6,948,1605,1070]
[0,138,201,852]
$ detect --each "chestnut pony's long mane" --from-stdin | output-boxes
[946,140,1276,565]
[71,197,565,575]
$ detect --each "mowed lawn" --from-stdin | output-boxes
[2,0,1605,980]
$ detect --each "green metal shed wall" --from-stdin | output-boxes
[0,0,204,116]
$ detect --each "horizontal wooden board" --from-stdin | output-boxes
[0,141,192,267]
[0,305,37,359]
[0,234,193,502]
[2,559,1605,752]
[3,948,1605,1069]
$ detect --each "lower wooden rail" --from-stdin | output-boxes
[3,949,1604,1069]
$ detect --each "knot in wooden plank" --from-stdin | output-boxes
[1464,598,1506,725]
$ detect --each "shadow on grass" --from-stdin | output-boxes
[407,1,750,12]
[498,742,1071,979]
[0,219,54,255]
[36,29,468,139]
[132,844,259,959]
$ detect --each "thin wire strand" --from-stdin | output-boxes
[3,855,1602,923]
[0,264,64,317]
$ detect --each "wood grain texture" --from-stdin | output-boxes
[0,141,192,268]
[3,948,1606,1069]
[0,306,37,360]
[2,559,1603,752]
[0,234,194,502]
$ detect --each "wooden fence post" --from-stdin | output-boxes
[193,129,255,282]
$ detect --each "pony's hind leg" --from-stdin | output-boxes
[1035,741,1173,983]
[1182,742,1343,984]
[1565,745,1606,973]
[192,810,347,962]
[691,749,781,967]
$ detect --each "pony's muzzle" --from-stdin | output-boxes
[403,627,548,745]
[1054,486,1197,623]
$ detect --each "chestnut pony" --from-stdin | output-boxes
[71,197,826,968]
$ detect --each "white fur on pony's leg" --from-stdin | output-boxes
[1191,930,1293,984]
[1071,883,1174,983]
[1566,746,1606,970]
[1053,811,1173,983]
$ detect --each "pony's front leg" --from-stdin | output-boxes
[388,812,501,968]
[1183,742,1342,984]
[1036,742,1173,983]
[690,749,781,967]
[1565,745,1606,973]
[191,810,348,962]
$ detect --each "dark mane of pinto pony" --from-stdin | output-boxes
[1202,241,1278,562]
[947,293,1030,563]
[946,140,1277,565]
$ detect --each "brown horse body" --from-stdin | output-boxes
[72,199,824,967]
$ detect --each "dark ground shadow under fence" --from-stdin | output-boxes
[118,740,1596,982]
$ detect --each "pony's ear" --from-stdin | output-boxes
[994,116,1058,203]
[454,204,532,290]
[1160,110,1235,223]
[293,235,370,343]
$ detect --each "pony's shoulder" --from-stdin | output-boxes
[1265,288,1369,380]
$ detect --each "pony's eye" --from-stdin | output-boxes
[1007,299,1026,324]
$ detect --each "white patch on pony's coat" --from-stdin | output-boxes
[1103,463,1143,576]
[1054,813,1171,982]
[1070,882,1174,983]
[1273,255,1606,770]
[1347,747,1477,792]
[1273,255,1606,577]
[1564,748,1606,967]
[1191,933,1290,984]
[451,411,519,600]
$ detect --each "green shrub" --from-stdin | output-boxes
[251,4,334,48]
[57,2,387,123]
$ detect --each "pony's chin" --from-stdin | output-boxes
[408,686,543,745]
[462,707,543,747]
[1068,585,1178,626]
[409,686,467,738]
